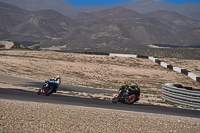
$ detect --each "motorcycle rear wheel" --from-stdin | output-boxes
[45,86,54,96]
[125,94,137,104]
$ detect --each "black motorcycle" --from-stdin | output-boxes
[112,86,140,104]
[37,80,58,96]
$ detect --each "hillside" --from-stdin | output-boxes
[90,7,176,45]
[12,9,81,38]
[0,2,30,38]
[0,0,77,16]
[1,0,199,20]
[164,27,200,46]
[144,10,200,31]
[0,2,200,51]
[0,2,82,44]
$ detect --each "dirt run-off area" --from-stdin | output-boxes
[1,99,200,133]
[0,50,200,108]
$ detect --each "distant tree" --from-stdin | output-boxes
[33,44,40,50]
[11,41,20,48]
[13,41,19,46]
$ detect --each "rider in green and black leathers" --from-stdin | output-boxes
[128,83,140,97]
[119,83,140,99]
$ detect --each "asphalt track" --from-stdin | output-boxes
[0,73,117,94]
[0,73,200,119]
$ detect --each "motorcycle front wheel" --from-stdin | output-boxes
[112,94,119,103]
[37,89,41,95]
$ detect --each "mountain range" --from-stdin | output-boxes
[1,0,200,20]
[0,1,200,51]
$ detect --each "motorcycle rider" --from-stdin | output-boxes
[42,75,61,92]
[129,83,140,97]
[38,75,61,95]
[119,82,140,100]
[49,75,61,91]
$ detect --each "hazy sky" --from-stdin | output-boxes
[64,0,200,7]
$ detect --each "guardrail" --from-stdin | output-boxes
[149,57,200,82]
[162,83,200,108]
[110,53,200,82]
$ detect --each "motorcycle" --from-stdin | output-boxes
[112,87,140,104]
[37,80,58,96]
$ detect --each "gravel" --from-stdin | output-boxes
[1,99,200,133]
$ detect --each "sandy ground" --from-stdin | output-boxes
[0,50,199,108]
[1,99,200,133]
[0,41,14,49]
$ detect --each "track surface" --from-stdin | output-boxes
[0,73,117,94]
[0,74,200,119]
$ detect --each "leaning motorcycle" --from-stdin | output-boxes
[112,87,140,104]
[37,80,57,96]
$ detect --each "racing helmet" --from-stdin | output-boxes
[132,83,137,86]
[56,75,60,79]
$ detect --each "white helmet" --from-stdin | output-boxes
[56,75,60,79]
